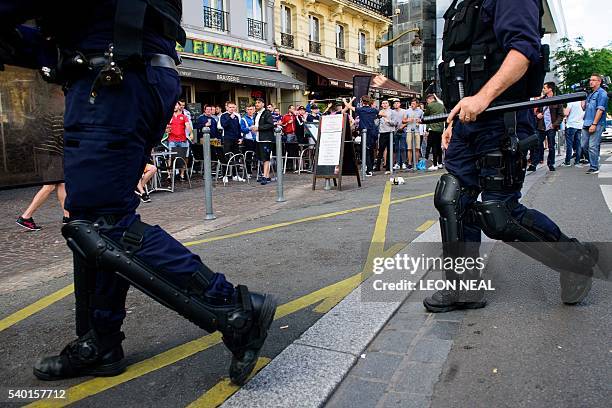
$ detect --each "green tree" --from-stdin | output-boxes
[553,38,612,113]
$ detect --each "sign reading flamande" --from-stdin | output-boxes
[177,38,278,69]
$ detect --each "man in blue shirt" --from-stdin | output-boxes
[220,102,244,181]
[195,105,220,141]
[581,74,609,174]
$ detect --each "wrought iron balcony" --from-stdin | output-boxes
[336,47,346,60]
[203,6,229,31]
[248,18,267,40]
[359,53,368,65]
[349,0,392,17]
[309,40,321,54]
[281,33,294,48]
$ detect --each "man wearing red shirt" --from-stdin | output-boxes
[280,105,297,143]
[167,102,192,180]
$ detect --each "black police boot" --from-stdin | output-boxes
[423,288,486,313]
[221,292,277,385]
[423,267,487,313]
[559,240,597,305]
[33,330,126,380]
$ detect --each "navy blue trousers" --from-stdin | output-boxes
[63,63,224,333]
[443,111,561,243]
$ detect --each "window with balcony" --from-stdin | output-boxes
[336,25,345,60]
[203,0,228,32]
[309,15,321,54]
[358,32,367,65]
[280,5,293,48]
[246,0,266,40]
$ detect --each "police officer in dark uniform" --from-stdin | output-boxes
[424,0,597,312]
[1,0,276,385]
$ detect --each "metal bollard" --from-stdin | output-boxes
[411,130,417,172]
[202,127,216,220]
[557,130,562,155]
[389,131,394,176]
[361,128,367,179]
[275,127,286,202]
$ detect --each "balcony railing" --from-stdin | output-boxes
[350,0,392,16]
[248,18,267,40]
[309,40,321,54]
[203,6,229,31]
[336,47,346,60]
[281,33,294,48]
[359,53,367,65]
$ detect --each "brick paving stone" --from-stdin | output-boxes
[325,376,388,408]
[351,351,404,381]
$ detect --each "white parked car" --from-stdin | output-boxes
[603,119,612,143]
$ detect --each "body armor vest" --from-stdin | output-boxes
[439,0,549,109]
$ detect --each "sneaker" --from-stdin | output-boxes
[365,171,373,177]
[560,162,571,167]
[407,164,413,170]
[527,165,537,172]
[384,170,391,175]
[140,193,151,203]
[180,175,186,182]
[62,217,70,224]
[393,163,400,170]
[260,179,268,185]
[234,176,246,182]
[401,163,407,170]
[438,164,444,169]
[428,165,438,171]
[548,166,555,171]
[586,169,599,174]
[16,217,41,231]
[266,177,272,182]
[222,176,229,184]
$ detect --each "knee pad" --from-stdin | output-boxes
[434,174,462,242]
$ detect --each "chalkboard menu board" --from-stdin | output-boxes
[312,114,361,190]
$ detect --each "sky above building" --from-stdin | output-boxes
[561,0,612,48]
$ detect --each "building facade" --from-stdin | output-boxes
[381,0,568,97]
[275,0,416,110]
[178,0,305,113]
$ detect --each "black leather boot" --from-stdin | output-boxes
[222,292,277,385]
[33,330,126,380]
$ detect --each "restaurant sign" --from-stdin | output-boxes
[177,38,278,69]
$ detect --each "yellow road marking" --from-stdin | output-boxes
[26,271,367,408]
[0,284,74,332]
[416,220,437,232]
[1,192,433,333]
[185,358,271,408]
[189,181,397,406]
[27,185,431,408]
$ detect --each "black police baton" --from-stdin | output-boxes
[421,91,588,124]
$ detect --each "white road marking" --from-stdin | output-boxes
[598,164,612,178]
[600,185,612,214]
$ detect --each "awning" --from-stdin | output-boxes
[285,56,418,98]
[178,58,305,91]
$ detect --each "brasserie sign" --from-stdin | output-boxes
[177,38,278,69]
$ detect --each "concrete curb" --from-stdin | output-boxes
[222,161,554,408]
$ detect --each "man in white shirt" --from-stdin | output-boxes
[406,99,423,168]
[563,100,585,166]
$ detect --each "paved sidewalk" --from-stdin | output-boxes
[325,299,462,408]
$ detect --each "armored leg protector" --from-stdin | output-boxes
[472,200,597,304]
[62,220,276,384]
[425,174,486,313]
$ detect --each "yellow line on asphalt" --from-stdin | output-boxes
[0,284,74,332]
[416,220,437,232]
[25,272,366,408]
[189,181,396,406]
[1,192,433,333]
[185,358,271,408]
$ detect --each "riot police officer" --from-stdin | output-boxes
[1,0,276,385]
[424,0,597,312]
